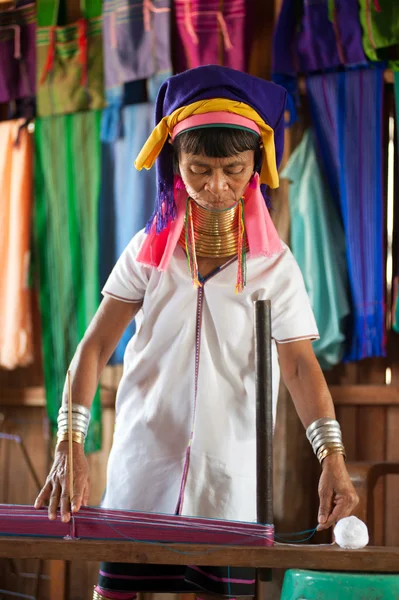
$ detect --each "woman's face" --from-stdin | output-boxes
[178,150,255,210]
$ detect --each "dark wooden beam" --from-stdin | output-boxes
[0,387,116,408]
[3,385,399,408]
[0,537,398,572]
[330,385,399,406]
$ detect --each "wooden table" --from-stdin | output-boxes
[1,537,399,573]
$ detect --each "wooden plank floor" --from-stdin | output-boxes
[1,537,399,572]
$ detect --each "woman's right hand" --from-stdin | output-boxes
[34,441,91,522]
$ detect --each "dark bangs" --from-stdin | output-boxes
[174,127,260,157]
[173,127,262,173]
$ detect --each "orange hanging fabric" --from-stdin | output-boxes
[0,120,34,369]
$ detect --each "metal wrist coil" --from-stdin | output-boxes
[57,403,91,442]
[306,417,346,464]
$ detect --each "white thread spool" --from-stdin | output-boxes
[334,516,369,549]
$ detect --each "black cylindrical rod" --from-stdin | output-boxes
[254,299,273,526]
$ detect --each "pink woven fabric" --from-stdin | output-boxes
[94,587,137,599]
[173,0,252,73]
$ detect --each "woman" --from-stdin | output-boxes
[35,66,358,599]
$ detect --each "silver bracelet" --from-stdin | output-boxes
[57,413,90,428]
[57,422,89,436]
[58,403,91,419]
[57,403,91,439]
[306,417,346,464]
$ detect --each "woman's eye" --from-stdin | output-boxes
[191,169,209,175]
[226,169,244,176]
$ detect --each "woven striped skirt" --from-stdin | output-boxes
[95,563,261,598]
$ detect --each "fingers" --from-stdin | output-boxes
[317,492,359,531]
[317,487,333,531]
[73,485,89,513]
[34,481,52,509]
[329,492,359,525]
[71,483,84,513]
[60,485,71,523]
[34,449,90,520]
[48,481,62,521]
[77,480,90,511]
[317,510,336,531]
[70,468,91,512]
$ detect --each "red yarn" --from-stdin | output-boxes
[39,27,56,85]
[77,18,88,87]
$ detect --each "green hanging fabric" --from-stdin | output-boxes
[393,73,399,334]
[281,129,351,370]
[358,0,399,69]
[36,0,105,117]
[33,111,102,452]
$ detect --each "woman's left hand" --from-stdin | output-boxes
[317,453,359,530]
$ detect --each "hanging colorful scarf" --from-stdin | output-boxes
[173,0,252,73]
[0,1,36,103]
[100,82,157,364]
[281,129,350,369]
[358,0,399,69]
[392,73,399,334]
[33,111,102,452]
[101,1,172,144]
[36,0,105,117]
[102,0,172,90]
[307,68,385,361]
[272,0,367,124]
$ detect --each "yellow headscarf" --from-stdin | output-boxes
[135,98,279,189]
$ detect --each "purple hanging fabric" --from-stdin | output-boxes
[307,68,385,361]
[272,0,367,123]
[296,0,367,73]
[0,2,35,103]
[102,0,172,91]
[174,0,251,73]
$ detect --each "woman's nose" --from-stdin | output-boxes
[205,171,229,194]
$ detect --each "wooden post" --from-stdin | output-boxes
[254,299,274,594]
[49,560,67,600]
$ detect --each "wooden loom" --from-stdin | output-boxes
[1,301,399,582]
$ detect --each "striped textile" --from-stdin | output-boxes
[96,562,258,597]
[94,589,136,600]
[102,0,171,90]
[271,0,367,124]
[33,111,102,452]
[307,68,385,361]
[174,0,252,73]
[36,0,105,117]
[0,2,36,103]
[0,504,273,546]
[0,504,271,596]
[358,0,399,69]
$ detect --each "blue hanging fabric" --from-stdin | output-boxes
[99,79,158,364]
[281,129,350,370]
[306,68,385,361]
[393,72,399,334]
